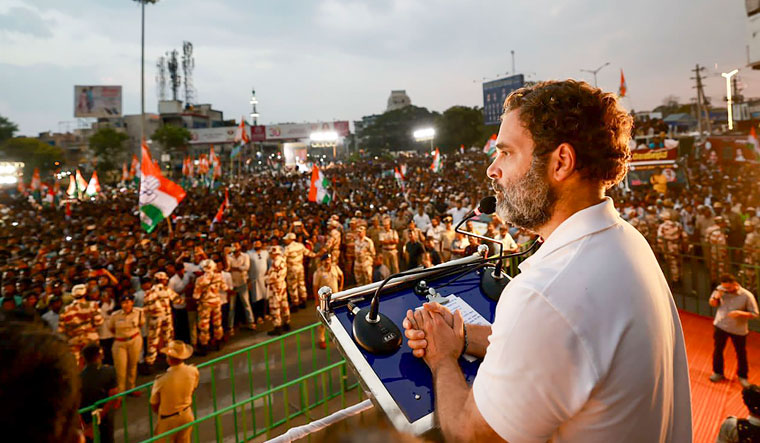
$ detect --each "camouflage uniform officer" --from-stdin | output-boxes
[741,221,760,289]
[353,226,375,286]
[143,272,179,366]
[343,219,359,284]
[192,260,226,349]
[706,216,729,284]
[657,211,688,284]
[628,217,650,245]
[266,246,290,336]
[58,284,104,366]
[283,233,316,310]
[312,254,343,348]
[324,220,342,265]
[378,216,400,274]
[643,206,660,247]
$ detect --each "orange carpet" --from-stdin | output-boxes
[680,310,759,442]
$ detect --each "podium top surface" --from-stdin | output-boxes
[332,269,498,425]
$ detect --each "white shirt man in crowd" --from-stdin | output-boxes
[446,199,470,225]
[403,80,691,442]
[226,242,255,332]
[413,205,432,232]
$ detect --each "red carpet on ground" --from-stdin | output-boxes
[681,310,759,442]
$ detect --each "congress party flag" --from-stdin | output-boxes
[138,142,186,233]
[483,134,497,159]
[749,127,760,160]
[66,175,76,197]
[85,171,101,197]
[75,169,88,194]
[308,164,331,204]
[121,163,129,182]
[430,148,442,173]
[212,187,230,226]
[619,69,627,98]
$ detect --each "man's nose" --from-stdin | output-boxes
[486,161,500,180]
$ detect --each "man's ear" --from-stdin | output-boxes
[549,143,577,182]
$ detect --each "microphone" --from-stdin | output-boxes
[454,196,509,300]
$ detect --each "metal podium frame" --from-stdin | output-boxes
[317,250,487,435]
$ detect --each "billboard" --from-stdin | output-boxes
[74,85,122,117]
[265,121,350,141]
[483,74,524,126]
[189,125,266,144]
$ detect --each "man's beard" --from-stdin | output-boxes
[492,156,557,231]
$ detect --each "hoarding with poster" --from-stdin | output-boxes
[74,85,122,117]
[264,121,349,141]
[701,136,760,165]
[627,145,686,187]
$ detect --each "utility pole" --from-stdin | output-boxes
[510,50,515,75]
[140,0,145,143]
[691,64,712,136]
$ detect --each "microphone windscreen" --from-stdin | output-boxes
[478,196,497,215]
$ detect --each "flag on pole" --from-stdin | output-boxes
[308,164,331,204]
[67,175,76,197]
[121,163,129,182]
[138,142,186,233]
[749,127,760,160]
[199,154,209,175]
[187,156,194,176]
[75,169,88,194]
[44,183,55,206]
[130,154,139,179]
[17,179,26,195]
[209,147,221,178]
[394,167,405,190]
[460,144,465,155]
[400,164,407,178]
[483,134,497,159]
[212,188,230,226]
[234,117,250,144]
[430,148,442,173]
[85,171,101,197]
[30,168,41,191]
[230,144,242,159]
[619,69,627,98]
[182,156,189,176]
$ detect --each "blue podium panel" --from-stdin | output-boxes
[331,269,498,430]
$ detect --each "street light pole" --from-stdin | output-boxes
[580,61,610,87]
[140,0,145,142]
[721,69,739,131]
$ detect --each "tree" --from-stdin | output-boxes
[0,115,18,143]
[434,106,485,153]
[358,105,439,153]
[89,128,129,175]
[151,124,191,154]
[0,137,64,177]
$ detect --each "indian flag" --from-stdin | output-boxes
[85,171,101,197]
[483,134,497,159]
[308,164,331,204]
[75,169,88,193]
[139,142,186,233]
[430,148,442,173]
[66,175,76,197]
[749,127,760,160]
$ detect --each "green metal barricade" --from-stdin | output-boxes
[80,322,362,442]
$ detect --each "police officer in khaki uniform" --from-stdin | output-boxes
[324,220,342,264]
[343,219,358,285]
[143,272,179,368]
[108,293,145,394]
[283,233,316,310]
[312,254,343,348]
[706,216,730,285]
[378,216,400,274]
[150,341,199,443]
[353,226,375,286]
[657,211,688,285]
[58,283,104,367]
[266,246,290,335]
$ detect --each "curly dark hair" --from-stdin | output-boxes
[503,79,633,189]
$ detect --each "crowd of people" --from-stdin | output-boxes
[1,140,759,440]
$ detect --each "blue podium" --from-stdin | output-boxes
[318,252,499,435]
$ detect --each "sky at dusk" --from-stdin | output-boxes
[1,0,759,136]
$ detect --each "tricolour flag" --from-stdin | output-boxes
[30,168,41,191]
[209,147,221,178]
[308,164,331,204]
[460,144,465,155]
[187,156,194,176]
[182,156,189,176]
[139,142,186,233]
[66,175,76,197]
[85,171,101,197]
[130,154,139,180]
[199,154,209,175]
[75,169,88,194]
[400,164,407,178]
[430,148,442,173]
[749,127,760,160]
[394,167,405,190]
[619,69,627,98]
[212,188,230,226]
[44,183,55,206]
[234,117,250,144]
[230,143,242,159]
[483,134,497,159]
[122,163,129,182]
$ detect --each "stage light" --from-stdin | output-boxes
[310,131,339,142]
